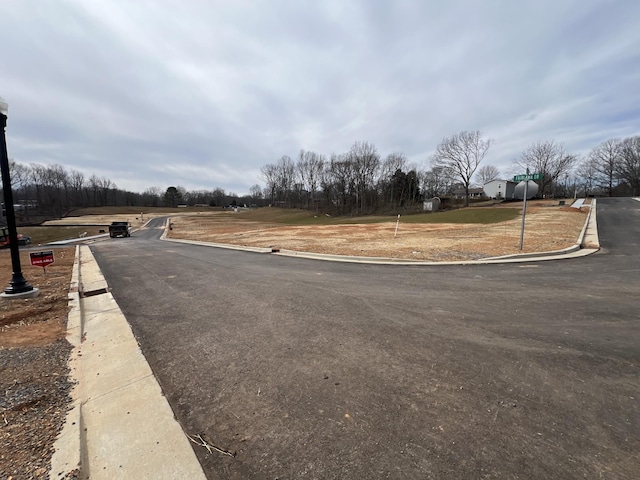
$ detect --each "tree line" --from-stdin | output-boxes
[4,132,639,223]
[260,133,640,213]
[4,160,259,222]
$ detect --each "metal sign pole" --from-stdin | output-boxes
[519,180,529,250]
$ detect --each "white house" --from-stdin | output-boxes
[483,179,516,200]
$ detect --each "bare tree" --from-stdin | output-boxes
[575,157,598,197]
[259,163,278,204]
[474,164,500,186]
[7,160,32,220]
[432,130,492,206]
[211,187,227,207]
[379,152,407,206]
[589,138,622,196]
[514,140,577,197]
[262,156,296,206]
[48,164,70,215]
[142,186,163,206]
[249,184,263,205]
[618,136,640,195]
[69,169,86,207]
[30,163,48,210]
[421,166,455,198]
[325,153,356,214]
[275,155,295,206]
[8,160,29,192]
[297,150,325,210]
[349,141,380,214]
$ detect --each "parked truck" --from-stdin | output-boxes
[108,221,131,238]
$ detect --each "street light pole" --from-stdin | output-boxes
[0,96,38,298]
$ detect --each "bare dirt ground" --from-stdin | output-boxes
[0,203,590,478]
[167,203,589,261]
[0,248,75,479]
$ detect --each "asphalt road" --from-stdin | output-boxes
[91,198,640,479]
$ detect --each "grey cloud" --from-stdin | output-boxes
[1,0,639,194]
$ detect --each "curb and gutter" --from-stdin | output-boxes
[163,200,600,266]
[50,246,206,479]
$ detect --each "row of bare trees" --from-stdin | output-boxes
[583,136,640,196]
[8,161,124,219]
[511,136,640,198]
[259,132,495,212]
[259,133,640,212]
[4,160,257,222]
[260,141,429,215]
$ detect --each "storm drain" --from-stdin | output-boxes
[80,287,109,298]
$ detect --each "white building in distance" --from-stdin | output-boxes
[483,179,516,200]
[483,179,539,200]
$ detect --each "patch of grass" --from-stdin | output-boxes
[398,208,520,224]
[237,207,520,225]
[67,205,221,216]
[18,226,107,245]
[238,208,323,224]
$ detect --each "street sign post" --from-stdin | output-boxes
[30,250,55,273]
[514,172,541,250]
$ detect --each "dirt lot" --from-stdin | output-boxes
[0,203,590,477]
[167,203,589,261]
[0,247,75,479]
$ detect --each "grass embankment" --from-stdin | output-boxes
[17,226,105,245]
[234,207,521,226]
[67,205,220,216]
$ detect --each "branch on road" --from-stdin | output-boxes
[187,432,236,457]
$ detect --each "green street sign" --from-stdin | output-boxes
[513,173,542,182]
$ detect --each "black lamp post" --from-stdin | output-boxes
[0,96,38,298]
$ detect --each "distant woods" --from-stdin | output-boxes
[3,162,254,221]
[4,132,640,222]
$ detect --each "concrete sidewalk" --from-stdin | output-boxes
[50,246,206,479]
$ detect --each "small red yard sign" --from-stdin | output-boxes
[30,250,55,270]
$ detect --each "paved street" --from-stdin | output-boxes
[91,198,639,479]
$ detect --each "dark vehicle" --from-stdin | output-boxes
[109,221,131,238]
[0,226,31,248]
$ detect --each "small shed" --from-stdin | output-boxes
[423,197,441,212]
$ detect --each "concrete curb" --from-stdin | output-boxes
[50,246,83,478]
[162,203,600,265]
[50,246,207,480]
[481,199,599,262]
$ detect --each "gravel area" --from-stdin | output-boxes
[0,248,75,479]
[0,341,73,479]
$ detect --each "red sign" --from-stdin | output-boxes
[30,250,55,267]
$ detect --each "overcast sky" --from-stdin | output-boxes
[2,1,639,195]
